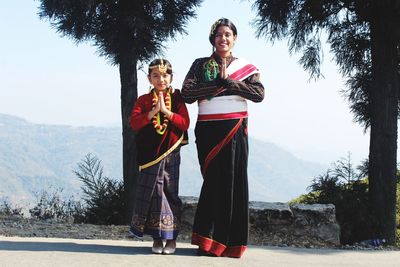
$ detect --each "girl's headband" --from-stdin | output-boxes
[149,59,172,74]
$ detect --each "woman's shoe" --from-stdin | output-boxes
[152,239,163,254]
[162,240,176,255]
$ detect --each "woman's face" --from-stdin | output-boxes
[148,68,172,92]
[214,25,236,56]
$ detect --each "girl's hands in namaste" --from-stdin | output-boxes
[147,94,161,120]
[159,92,173,118]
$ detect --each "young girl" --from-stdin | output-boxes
[129,58,190,255]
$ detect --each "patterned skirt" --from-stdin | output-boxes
[130,149,182,240]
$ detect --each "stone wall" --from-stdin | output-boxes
[181,196,340,247]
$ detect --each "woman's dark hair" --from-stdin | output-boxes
[209,18,237,46]
[148,58,173,75]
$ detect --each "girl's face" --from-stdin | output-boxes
[148,68,172,92]
[214,25,236,56]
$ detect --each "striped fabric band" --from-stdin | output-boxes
[228,58,259,81]
[197,58,258,121]
[198,95,247,120]
[197,111,248,121]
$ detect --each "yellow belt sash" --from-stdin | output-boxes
[138,133,184,171]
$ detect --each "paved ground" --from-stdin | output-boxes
[1,236,400,267]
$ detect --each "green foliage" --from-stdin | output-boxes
[29,187,85,222]
[73,153,126,225]
[291,154,374,244]
[38,0,203,65]
[6,153,126,225]
[293,155,400,245]
[397,228,400,248]
[252,0,400,128]
[289,191,319,205]
[0,199,23,217]
[253,0,400,245]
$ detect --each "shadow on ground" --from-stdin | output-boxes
[0,240,197,256]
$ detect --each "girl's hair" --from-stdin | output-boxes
[148,58,173,75]
[208,18,237,46]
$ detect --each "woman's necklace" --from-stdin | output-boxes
[151,89,172,135]
[203,58,218,82]
[203,53,233,82]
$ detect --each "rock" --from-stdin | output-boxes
[290,203,340,245]
[180,196,198,226]
[180,198,341,247]
[249,202,293,227]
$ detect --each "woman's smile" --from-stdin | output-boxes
[214,25,236,56]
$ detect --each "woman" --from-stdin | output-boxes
[129,59,190,255]
[181,18,264,258]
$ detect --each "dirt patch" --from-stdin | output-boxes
[0,215,329,248]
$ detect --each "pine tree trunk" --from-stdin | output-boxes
[119,53,139,223]
[368,0,399,245]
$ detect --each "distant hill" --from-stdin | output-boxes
[0,113,326,204]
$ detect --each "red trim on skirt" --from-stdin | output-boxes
[192,232,247,258]
[197,111,248,121]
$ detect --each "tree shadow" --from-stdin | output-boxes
[0,240,197,256]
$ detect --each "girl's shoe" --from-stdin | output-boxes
[152,239,163,254]
[162,240,176,255]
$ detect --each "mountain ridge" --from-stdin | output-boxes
[0,113,326,204]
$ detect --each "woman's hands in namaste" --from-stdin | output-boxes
[215,57,229,94]
[220,58,228,79]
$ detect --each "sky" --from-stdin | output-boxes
[0,0,387,166]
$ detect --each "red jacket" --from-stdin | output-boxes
[130,89,190,165]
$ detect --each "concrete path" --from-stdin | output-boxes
[1,236,400,267]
